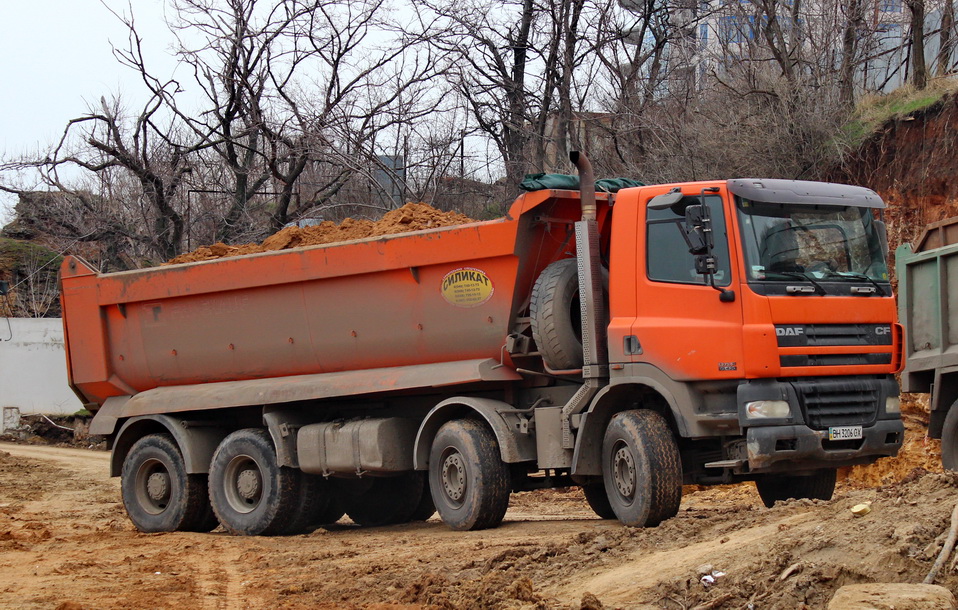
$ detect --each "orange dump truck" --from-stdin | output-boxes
[61,156,904,535]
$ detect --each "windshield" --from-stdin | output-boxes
[736,198,889,283]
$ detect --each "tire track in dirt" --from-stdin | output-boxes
[552,511,818,606]
[184,539,251,608]
[1,442,110,474]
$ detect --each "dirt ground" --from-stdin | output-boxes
[2,402,958,610]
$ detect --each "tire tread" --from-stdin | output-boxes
[121,433,217,533]
[602,410,682,527]
[430,419,510,531]
[208,428,303,536]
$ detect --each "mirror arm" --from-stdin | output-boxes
[694,187,734,302]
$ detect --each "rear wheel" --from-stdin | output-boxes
[754,469,837,508]
[601,410,682,527]
[429,419,511,531]
[208,429,302,536]
[276,472,328,535]
[121,433,218,533]
[342,472,424,527]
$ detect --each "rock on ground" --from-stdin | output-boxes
[828,583,956,609]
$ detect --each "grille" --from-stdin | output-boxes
[792,378,880,429]
[781,353,892,367]
[776,324,894,347]
[777,323,895,369]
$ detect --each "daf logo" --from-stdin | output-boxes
[776,327,804,336]
[875,326,892,335]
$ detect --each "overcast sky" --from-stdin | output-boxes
[0,0,173,219]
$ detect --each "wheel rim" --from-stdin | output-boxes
[223,454,263,514]
[134,457,172,515]
[612,441,636,503]
[440,448,467,507]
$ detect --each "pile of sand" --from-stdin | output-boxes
[166,203,476,265]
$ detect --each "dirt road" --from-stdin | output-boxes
[1,440,958,609]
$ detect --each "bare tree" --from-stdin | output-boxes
[262,0,444,228]
[113,0,314,242]
[1,93,198,266]
[908,0,930,88]
[415,0,539,189]
[938,0,955,75]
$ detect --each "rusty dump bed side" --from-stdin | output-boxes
[61,190,611,409]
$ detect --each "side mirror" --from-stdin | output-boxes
[648,188,684,210]
[684,204,712,255]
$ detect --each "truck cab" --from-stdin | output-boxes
[574,179,903,502]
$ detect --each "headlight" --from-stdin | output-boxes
[745,400,791,419]
[885,396,901,414]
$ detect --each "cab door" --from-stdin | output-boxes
[627,188,745,381]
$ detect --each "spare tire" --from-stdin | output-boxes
[531,259,585,370]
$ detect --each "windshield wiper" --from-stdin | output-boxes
[821,270,887,296]
[777,271,828,295]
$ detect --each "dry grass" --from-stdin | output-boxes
[841,77,958,149]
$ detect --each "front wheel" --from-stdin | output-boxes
[429,419,511,531]
[754,469,837,508]
[601,410,682,527]
[121,433,218,533]
[208,429,302,536]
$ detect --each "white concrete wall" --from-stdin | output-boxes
[0,318,83,415]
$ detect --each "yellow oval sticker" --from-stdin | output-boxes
[441,267,494,308]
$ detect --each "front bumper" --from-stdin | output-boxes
[745,418,904,473]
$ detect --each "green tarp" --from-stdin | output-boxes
[519,173,645,193]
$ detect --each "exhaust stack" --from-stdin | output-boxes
[558,150,608,455]
[569,150,596,221]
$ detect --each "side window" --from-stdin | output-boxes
[646,195,731,286]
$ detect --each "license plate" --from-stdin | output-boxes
[828,425,863,441]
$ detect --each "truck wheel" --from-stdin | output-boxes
[208,429,302,536]
[754,469,837,508]
[531,259,584,370]
[343,472,424,527]
[312,492,346,526]
[410,472,436,521]
[429,419,511,531]
[582,482,616,519]
[121,433,218,533]
[601,410,682,527]
[276,472,328,535]
[941,404,958,470]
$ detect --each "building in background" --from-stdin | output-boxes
[620,0,954,95]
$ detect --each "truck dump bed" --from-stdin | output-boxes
[60,190,609,411]
[897,216,958,393]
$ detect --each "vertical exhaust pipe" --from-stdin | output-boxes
[569,150,596,221]
[559,150,607,454]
